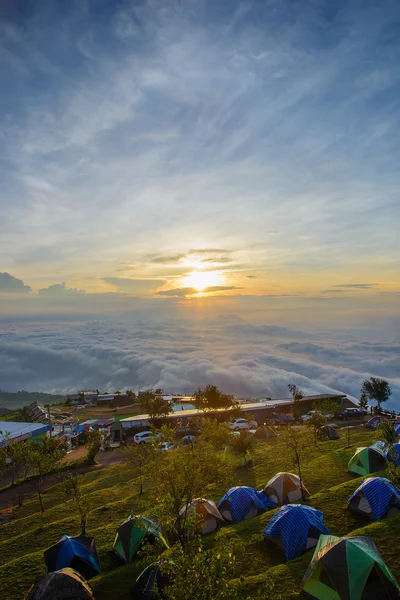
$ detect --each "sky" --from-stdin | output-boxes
[0,0,399,402]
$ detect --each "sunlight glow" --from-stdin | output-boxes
[182,270,222,291]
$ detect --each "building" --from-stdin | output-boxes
[0,421,50,447]
[25,401,48,423]
[119,393,352,434]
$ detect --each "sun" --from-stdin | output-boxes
[182,270,222,291]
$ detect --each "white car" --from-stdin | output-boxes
[228,418,257,431]
[301,410,332,422]
[158,442,175,451]
[133,431,159,444]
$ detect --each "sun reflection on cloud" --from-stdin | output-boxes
[181,270,223,291]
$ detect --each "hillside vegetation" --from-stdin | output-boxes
[1,427,399,599]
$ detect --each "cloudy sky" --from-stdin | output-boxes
[0,0,399,401]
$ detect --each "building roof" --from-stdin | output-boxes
[0,421,50,445]
[120,394,345,427]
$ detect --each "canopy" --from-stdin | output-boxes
[347,477,400,521]
[44,536,100,580]
[217,486,275,523]
[113,515,169,563]
[262,472,310,505]
[302,535,400,600]
[26,568,94,600]
[263,504,330,561]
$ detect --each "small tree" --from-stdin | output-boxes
[360,378,391,409]
[122,441,158,495]
[229,431,255,465]
[306,412,327,443]
[358,392,368,410]
[85,430,102,464]
[152,440,233,543]
[7,440,33,506]
[61,471,91,535]
[378,420,396,463]
[279,426,311,499]
[161,536,245,600]
[199,419,231,451]
[312,399,341,419]
[29,438,66,512]
[288,383,304,403]
[192,385,233,412]
[137,392,173,421]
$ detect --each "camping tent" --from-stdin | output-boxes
[366,416,388,430]
[254,425,277,440]
[347,477,400,521]
[394,424,400,440]
[319,425,340,440]
[25,568,94,600]
[262,505,330,561]
[302,534,400,599]
[348,445,387,477]
[131,563,171,599]
[217,486,274,523]
[179,498,225,535]
[262,472,310,506]
[113,515,169,563]
[44,536,100,580]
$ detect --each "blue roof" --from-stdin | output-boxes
[263,504,330,561]
[347,477,400,520]
[217,486,275,523]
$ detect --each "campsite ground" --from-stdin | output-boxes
[0,426,399,599]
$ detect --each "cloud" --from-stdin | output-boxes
[38,282,86,296]
[321,289,352,294]
[334,284,378,289]
[0,273,32,294]
[156,285,242,297]
[102,278,166,293]
[0,317,398,410]
[247,275,257,279]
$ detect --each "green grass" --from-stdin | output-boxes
[1,426,398,600]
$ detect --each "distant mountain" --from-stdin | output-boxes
[0,391,67,410]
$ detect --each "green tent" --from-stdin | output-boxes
[348,446,387,477]
[302,534,400,600]
[113,516,169,563]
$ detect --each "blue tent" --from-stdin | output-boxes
[44,536,101,580]
[262,505,330,561]
[395,424,400,437]
[217,486,275,523]
[347,477,400,521]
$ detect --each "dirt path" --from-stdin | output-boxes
[0,448,123,511]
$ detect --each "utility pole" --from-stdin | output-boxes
[46,404,52,438]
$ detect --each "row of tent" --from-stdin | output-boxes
[348,441,400,476]
[365,416,400,434]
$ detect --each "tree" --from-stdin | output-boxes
[61,472,91,535]
[279,426,311,499]
[151,440,233,543]
[29,438,66,512]
[199,419,231,451]
[378,420,397,462]
[358,392,368,410]
[360,377,391,408]
[85,430,102,464]
[229,430,255,465]
[288,383,304,402]
[122,441,158,495]
[306,412,327,442]
[312,399,341,419]
[192,385,233,412]
[160,536,245,600]
[137,392,173,421]
[7,440,33,506]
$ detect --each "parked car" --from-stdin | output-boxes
[228,418,257,431]
[337,408,364,420]
[301,410,332,422]
[133,431,159,444]
[158,442,175,451]
[175,426,201,439]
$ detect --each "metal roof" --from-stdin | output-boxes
[0,421,50,445]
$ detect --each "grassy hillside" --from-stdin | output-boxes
[1,426,399,599]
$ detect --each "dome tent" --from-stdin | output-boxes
[25,568,94,600]
[262,472,310,506]
[113,515,169,563]
[319,424,339,440]
[302,535,400,600]
[178,498,225,536]
[347,477,400,521]
[262,505,330,561]
[366,416,388,430]
[44,535,101,580]
[217,486,275,523]
[130,562,171,599]
[348,445,387,477]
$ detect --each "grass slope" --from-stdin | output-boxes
[1,426,397,600]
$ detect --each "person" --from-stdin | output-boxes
[392,410,396,419]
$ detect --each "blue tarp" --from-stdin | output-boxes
[263,504,330,561]
[347,477,400,521]
[217,486,275,523]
